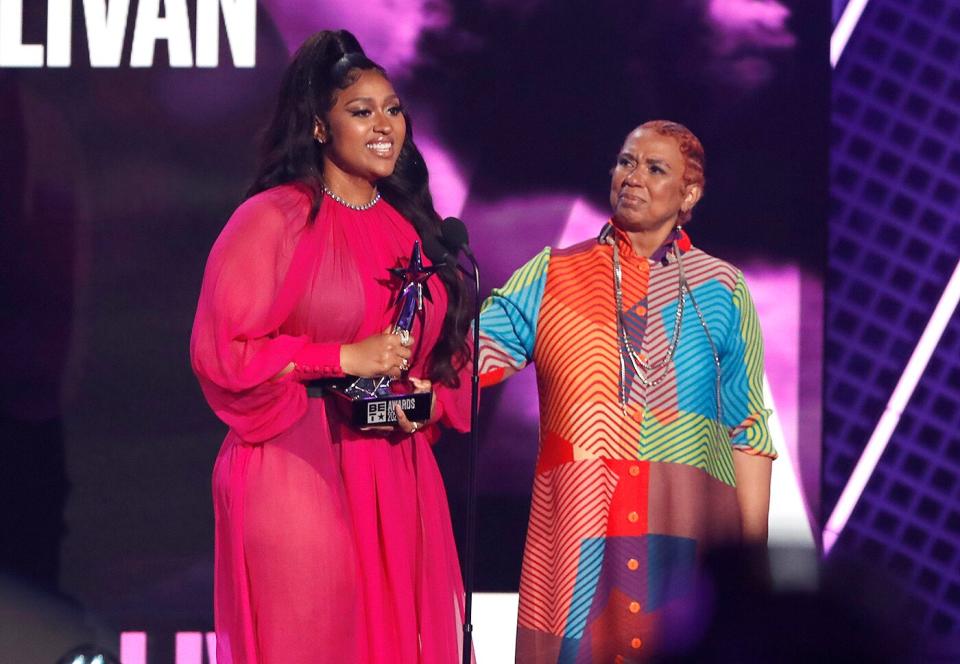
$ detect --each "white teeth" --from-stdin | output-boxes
[366,142,392,155]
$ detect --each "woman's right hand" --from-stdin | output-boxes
[340,329,413,378]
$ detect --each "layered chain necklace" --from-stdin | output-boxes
[607,225,723,423]
[613,238,684,395]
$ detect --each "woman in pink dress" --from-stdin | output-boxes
[190,30,472,664]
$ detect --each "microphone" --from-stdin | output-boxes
[423,217,473,273]
[421,232,452,266]
[440,216,473,259]
[434,215,482,664]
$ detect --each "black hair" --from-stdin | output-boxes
[248,30,471,387]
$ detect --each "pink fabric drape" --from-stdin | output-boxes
[191,184,470,664]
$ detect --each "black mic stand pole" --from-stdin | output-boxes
[461,247,480,664]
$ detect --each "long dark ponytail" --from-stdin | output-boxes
[248,30,471,387]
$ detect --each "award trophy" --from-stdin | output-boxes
[323,241,436,427]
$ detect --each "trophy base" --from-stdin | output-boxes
[322,381,432,428]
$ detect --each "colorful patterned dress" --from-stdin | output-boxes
[478,227,776,663]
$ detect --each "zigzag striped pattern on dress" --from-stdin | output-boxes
[479,228,776,663]
[728,273,776,456]
[478,247,550,376]
[535,241,643,461]
[564,537,607,640]
[517,459,618,635]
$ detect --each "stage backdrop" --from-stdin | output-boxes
[0,0,827,656]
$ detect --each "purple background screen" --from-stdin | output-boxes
[0,0,826,646]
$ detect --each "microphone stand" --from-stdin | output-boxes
[460,247,480,664]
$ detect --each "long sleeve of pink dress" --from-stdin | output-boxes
[190,184,470,664]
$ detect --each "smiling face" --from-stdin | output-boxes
[609,128,702,234]
[317,69,407,195]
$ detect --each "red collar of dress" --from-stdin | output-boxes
[606,223,693,265]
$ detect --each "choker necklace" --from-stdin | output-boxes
[607,226,723,423]
[323,184,381,211]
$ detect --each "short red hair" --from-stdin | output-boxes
[636,120,705,223]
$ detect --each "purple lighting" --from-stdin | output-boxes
[823,259,960,555]
[707,0,795,49]
[830,0,871,67]
[705,0,795,88]
[260,0,448,72]
[119,632,146,664]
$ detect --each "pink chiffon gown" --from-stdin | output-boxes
[190,184,471,664]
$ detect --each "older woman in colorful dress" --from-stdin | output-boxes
[478,120,776,662]
[190,30,472,664]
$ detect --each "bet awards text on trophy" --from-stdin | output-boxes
[323,242,435,427]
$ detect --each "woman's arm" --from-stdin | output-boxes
[271,330,412,382]
[192,194,342,441]
[733,449,772,542]
[477,247,551,386]
[719,271,777,540]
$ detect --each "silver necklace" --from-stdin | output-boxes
[609,228,723,423]
[612,240,685,407]
[676,243,724,426]
[323,184,381,211]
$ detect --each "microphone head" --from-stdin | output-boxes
[440,217,470,252]
[421,233,449,264]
